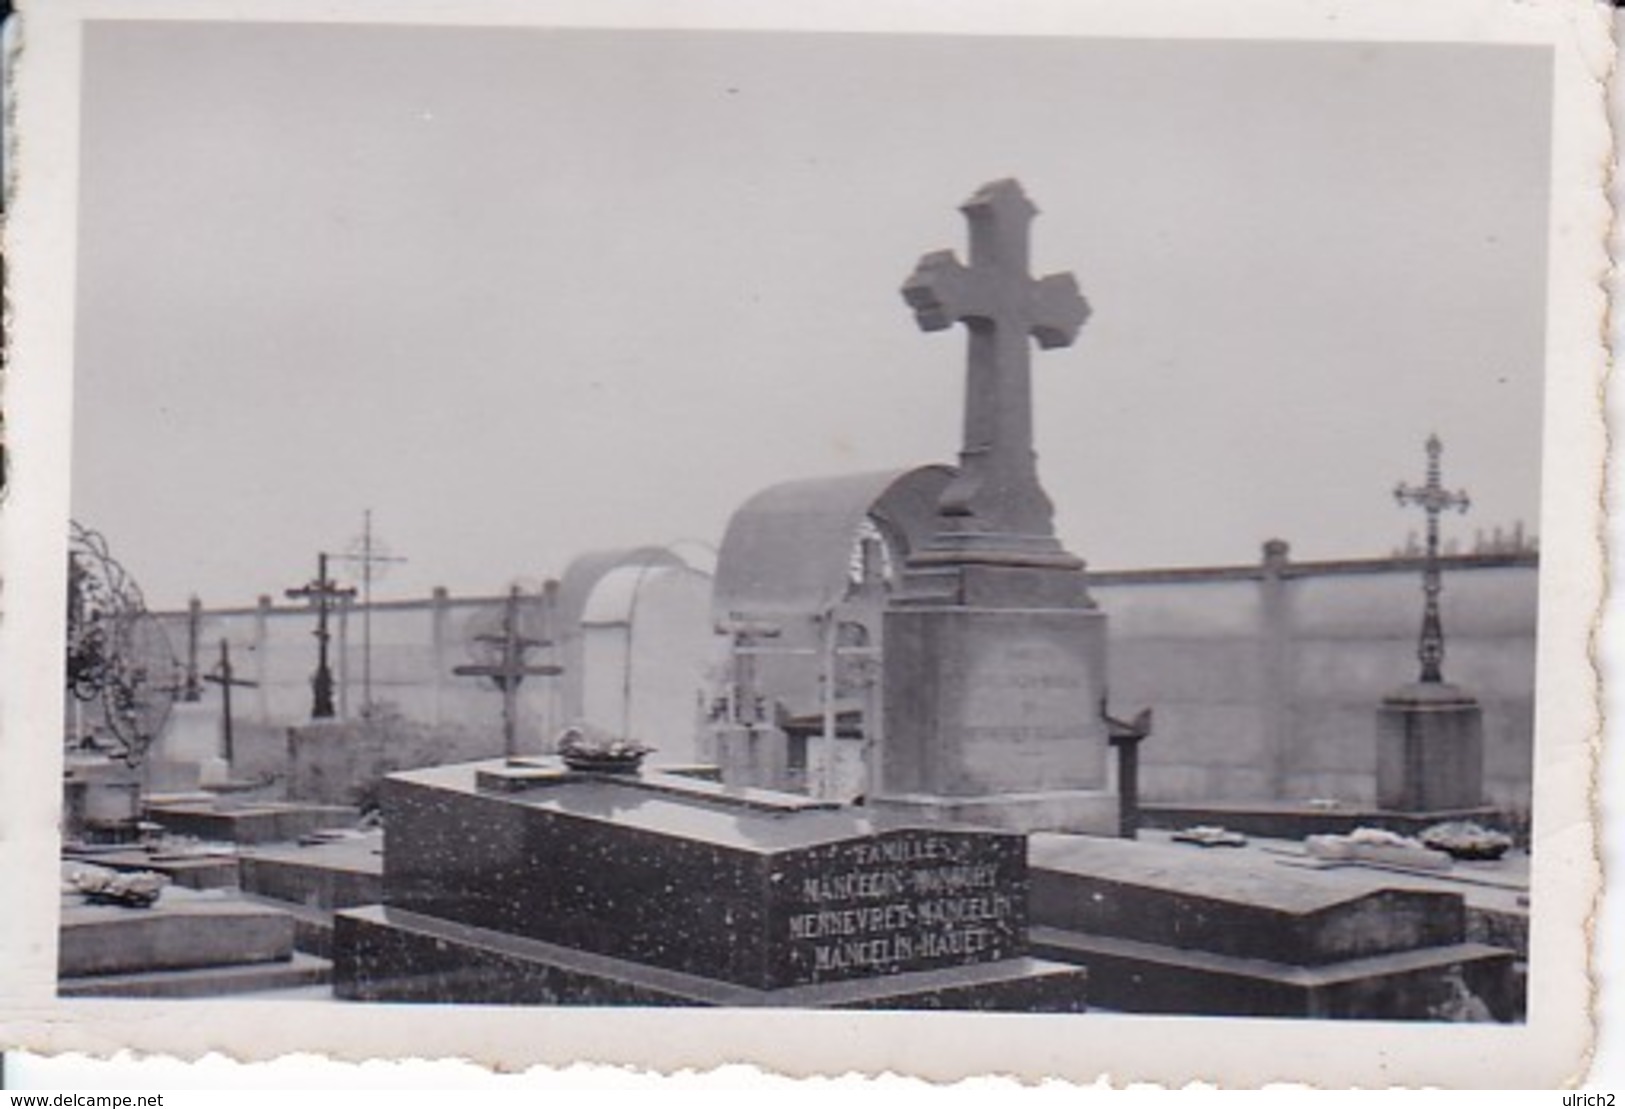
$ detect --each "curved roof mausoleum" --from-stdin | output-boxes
[712,465,953,625]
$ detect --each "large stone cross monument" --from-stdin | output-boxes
[875,180,1116,836]
[902,179,1091,561]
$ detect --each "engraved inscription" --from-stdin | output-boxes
[771,831,1025,985]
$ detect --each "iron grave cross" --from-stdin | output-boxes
[902,179,1090,550]
[1394,434,1471,684]
[284,552,357,719]
[453,586,563,760]
[203,638,258,763]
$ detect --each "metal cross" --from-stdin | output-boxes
[203,638,258,763]
[902,179,1090,544]
[1393,434,1471,683]
[284,552,357,719]
[181,596,204,702]
[333,509,407,717]
[453,586,563,760]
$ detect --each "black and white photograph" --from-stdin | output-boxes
[0,0,1610,1090]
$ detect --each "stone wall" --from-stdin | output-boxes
[1092,550,1538,810]
[158,550,1539,813]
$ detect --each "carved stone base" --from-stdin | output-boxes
[1376,682,1485,813]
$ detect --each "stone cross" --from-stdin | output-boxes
[284,552,357,719]
[1394,434,1471,683]
[453,586,562,760]
[902,179,1090,546]
[203,638,258,763]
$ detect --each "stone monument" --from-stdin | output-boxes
[874,179,1115,835]
[332,758,1090,1009]
[1377,435,1486,813]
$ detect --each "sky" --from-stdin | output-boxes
[69,22,1555,610]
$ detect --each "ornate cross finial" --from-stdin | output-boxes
[1394,434,1471,683]
[902,180,1089,555]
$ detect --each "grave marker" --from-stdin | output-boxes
[877,181,1115,835]
[284,552,357,719]
[452,586,562,760]
[1378,436,1487,812]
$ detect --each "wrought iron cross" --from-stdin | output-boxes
[284,552,357,719]
[902,179,1090,542]
[181,596,204,702]
[203,638,258,763]
[1394,434,1471,683]
[453,586,562,760]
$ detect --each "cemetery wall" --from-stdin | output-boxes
[159,550,1539,812]
[1091,552,1538,809]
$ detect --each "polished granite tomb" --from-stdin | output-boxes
[1028,835,1519,1021]
[333,759,1088,1009]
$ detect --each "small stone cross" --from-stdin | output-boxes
[903,179,1090,545]
[1394,434,1471,683]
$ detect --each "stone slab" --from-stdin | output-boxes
[59,889,295,978]
[1029,835,1465,965]
[1139,801,1512,843]
[335,905,1087,1011]
[59,952,332,1000]
[1031,927,1516,1021]
[382,762,1028,990]
[872,789,1119,837]
[143,801,360,845]
[238,833,384,911]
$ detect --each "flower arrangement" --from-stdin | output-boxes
[556,723,654,772]
[68,865,168,908]
[1419,821,1514,861]
[1171,825,1248,848]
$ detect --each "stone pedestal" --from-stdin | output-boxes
[710,723,790,791]
[139,702,220,794]
[1376,682,1485,812]
[63,757,142,843]
[873,564,1116,836]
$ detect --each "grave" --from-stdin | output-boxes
[873,179,1116,837]
[1027,835,1518,1020]
[143,797,359,845]
[238,830,384,957]
[332,759,1089,1009]
[58,880,330,999]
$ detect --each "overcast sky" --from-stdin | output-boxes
[70,22,1553,610]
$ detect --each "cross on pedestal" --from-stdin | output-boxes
[453,586,562,760]
[284,552,357,719]
[203,638,258,763]
[1394,434,1471,684]
[902,179,1091,559]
